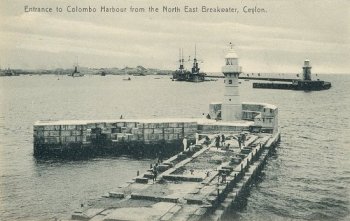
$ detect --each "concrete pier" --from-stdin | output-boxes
[253,80,331,90]
[252,60,331,91]
[68,130,280,221]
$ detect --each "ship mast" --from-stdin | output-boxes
[192,44,199,74]
[74,56,79,73]
[179,48,185,72]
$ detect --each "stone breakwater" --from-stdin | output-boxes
[34,119,198,157]
[33,102,278,158]
[69,131,280,221]
[32,100,280,221]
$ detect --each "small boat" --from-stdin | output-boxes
[123,77,131,81]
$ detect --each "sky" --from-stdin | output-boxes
[0,0,349,73]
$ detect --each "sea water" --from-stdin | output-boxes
[0,74,349,220]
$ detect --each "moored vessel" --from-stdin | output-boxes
[173,46,206,82]
[172,48,190,81]
[0,68,19,77]
[68,65,84,77]
[187,45,206,82]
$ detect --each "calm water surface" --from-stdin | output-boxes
[0,74,349,220]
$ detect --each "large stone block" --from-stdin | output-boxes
[144,128,154,134]
[111,133,118,140]
[76,125,85,130]
[169,122,178,128]
[126,122,136,128]
[34,126,44,131]
[108,192,124,198]
[153,128,163,134]
[66,125,76,130]
[86,123,96,129]
[116,122,125,127]
[76,136,82,142]
[95,123,105,128]
[164,128,174,134]
[184,127,197,133]
[49,131,60,136]
[44,137,59,144]
[135,177,148,184]
[61,131,71,136]
[174,128,183,133]
[43,125,55,131]
[71,130,82,136]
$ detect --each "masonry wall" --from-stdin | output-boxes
[33,101,278,157]
[33,120,198,157]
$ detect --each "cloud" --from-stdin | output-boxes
[0,0,349,73]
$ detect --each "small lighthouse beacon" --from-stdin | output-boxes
[302,59,312,81]
[221,43,242,121]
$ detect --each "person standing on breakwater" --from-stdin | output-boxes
[215,135,220,149]
[204,136,210,146]
[195,133,199,145]
[221,171,226,183]
[183,136,188,151]
[238,135,242,149]
[221,134,225,146]
[153,164,158,183]
[241,133,246,147]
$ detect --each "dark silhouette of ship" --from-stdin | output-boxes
[172,48,189,81]
[99,70,107,76]
[0,68,19,77]
[172,46,206,82]
[68,65,84,77]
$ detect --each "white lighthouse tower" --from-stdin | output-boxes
[302,59,312,81]
[221,44,242,121]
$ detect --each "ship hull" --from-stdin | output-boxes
[187,74,205,82]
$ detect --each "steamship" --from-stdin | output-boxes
[173,46,206,82]
[68,65,84,77]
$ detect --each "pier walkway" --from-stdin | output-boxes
[69,131,280,221]
[206,75,297,82]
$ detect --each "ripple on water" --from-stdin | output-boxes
[1,75,350,220]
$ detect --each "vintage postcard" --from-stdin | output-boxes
[0,0,349,220]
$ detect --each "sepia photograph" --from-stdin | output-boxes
[0,0,349,220]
